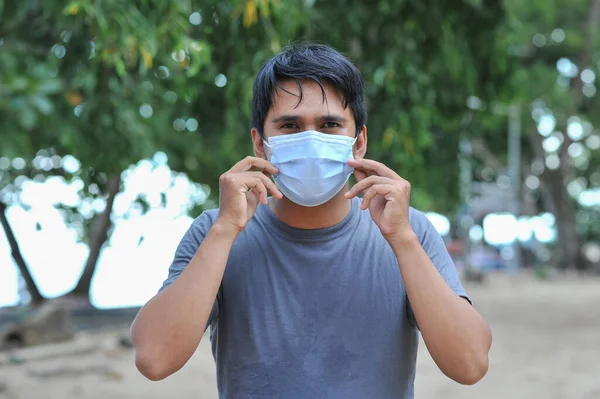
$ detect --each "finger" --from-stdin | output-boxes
[245,177,268,205]
[230,156,279,175]
[353,167,368,183]
[345,176,393,199]
[245,185,261,208]
[361,184,394,210]
[252,172,283,199]
[348,159,400,179]
[239,171,282,199]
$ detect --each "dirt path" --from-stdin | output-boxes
[1,271,599,399]
[415,272,600,399]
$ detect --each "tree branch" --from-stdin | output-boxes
[560,0,600,175]
[471,136,561,217]
[0,201,44,305]
[528,127,560,215]
[71,175,121,296]
[0,40,51,57]
[571,0,600,109]
[470,138,505,172]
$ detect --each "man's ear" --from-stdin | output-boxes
[353,125,367,160]
[251,128,266,159]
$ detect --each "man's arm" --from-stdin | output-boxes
[391,232,491,385]
[131,156,281,381]
[130,221,237,381]
[344,158,491,385]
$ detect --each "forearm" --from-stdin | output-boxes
[131,222,237,380]
[391,233,491,385]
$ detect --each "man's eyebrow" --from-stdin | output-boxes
[270,114,349,124]
[320,115,348,123]
[271,115,302,124]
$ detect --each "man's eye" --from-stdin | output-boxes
[323,122,340,128]
[281,123,298,129]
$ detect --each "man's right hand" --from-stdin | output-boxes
[132,158,280,380]
[215,156,283,234]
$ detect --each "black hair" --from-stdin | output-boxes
[251,43,367,137]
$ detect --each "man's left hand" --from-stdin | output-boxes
[345,158,415,244]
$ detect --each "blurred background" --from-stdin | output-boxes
[0,1,599,398]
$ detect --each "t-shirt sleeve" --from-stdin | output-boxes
[406,208,471,327]
[158,211,220,331]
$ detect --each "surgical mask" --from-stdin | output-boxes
[264,130,357,207]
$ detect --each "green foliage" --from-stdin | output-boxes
[1,0,509,217]
[166,0,510,213]
[0,1,209,177]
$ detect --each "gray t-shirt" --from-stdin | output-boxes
[160,198,469,399]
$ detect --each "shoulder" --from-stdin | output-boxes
[192,207,220,225]
[408,207,450,255]
[408,207,442,246]
[186,208,220,238]
[408,207,432,235]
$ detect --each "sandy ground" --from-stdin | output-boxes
[0,271,599,399]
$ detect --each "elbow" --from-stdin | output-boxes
[131,331,175,381]
[134,350,173,381]
[130,311,199,381]
[455,322,492,385]
[454,353,489,385]
[131,318,173,381]
[130,324,193,381]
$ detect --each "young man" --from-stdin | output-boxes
[131,43,491,398]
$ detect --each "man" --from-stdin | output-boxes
[131,43,491,398]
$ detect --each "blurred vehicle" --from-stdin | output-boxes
[467,244,506,271]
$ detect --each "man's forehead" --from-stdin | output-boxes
[273,79,344,107]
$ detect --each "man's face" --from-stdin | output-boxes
[252,79,367,160]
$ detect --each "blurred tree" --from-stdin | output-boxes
[0,1,212,305]
[181,0,509,212]
[0,0,509,310]
[468,0,600,269]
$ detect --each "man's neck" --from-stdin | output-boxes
[269,187,352,230]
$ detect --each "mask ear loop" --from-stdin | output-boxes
[352,128,364,145]
[350,133,360,164]
[262,139,274,165]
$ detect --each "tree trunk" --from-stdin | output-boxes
[542,170,581,269]
[0,201,44,305]
[571,0,600,107]
[548,0,600,271]
[555,187,584,270]
[69,175,121,298]
[529,125,584,270]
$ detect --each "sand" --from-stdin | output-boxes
[0,271,599,399]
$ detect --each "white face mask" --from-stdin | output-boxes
[264,130,357,207]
